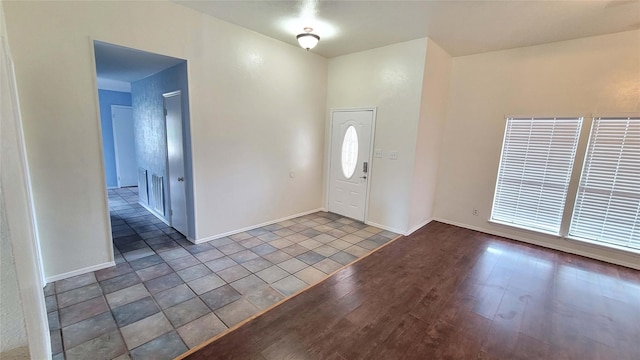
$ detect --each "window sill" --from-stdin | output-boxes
[488,219,561,237]
[487,219,640,258]
[564,236,640,256]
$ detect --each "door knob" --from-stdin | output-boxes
[177,177,184,182]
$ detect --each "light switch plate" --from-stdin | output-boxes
[389,151,398,160]
[374,149,383,158]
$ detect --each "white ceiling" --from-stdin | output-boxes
[176,0,640,58]
[94,41,185,83]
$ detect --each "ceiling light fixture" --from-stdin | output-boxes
[296,27,320,51]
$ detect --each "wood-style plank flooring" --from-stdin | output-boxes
[184,222,640,360]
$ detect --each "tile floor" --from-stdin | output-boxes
[45,187,398,360]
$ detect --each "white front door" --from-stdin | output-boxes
[163,91,188,236]
[328,109,375,221]
[111,105,137,187]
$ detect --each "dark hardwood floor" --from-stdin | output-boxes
[183,221,640,360]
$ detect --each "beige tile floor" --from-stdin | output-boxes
[45,187,398,360]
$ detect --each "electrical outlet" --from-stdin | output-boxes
[473,208,478,216]
[388,151,398,160]
[374,149,383,158]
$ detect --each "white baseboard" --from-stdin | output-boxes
[404,218,433,236]
[45,261,115,283]
[365,221,407,236]
[193,208,326,244]
[138,201,170,226]
[432,217,640,271]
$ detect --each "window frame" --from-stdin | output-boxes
[490,114,640,256]
[567,116,640,252]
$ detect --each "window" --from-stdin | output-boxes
[341,125,358,178]
[570,117,640,250]
[491,117,582,234]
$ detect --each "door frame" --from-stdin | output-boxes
[325,107,377,223]
[111,105,135,188]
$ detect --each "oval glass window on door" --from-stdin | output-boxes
[341,125,359,178]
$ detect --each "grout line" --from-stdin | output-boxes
[174,232,404,359]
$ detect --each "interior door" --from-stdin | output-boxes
[163,91,188,236]
[111,105,137,187]
[328,110,375,221]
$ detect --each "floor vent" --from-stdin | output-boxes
[151,174,164,216]
[138,169,148,205]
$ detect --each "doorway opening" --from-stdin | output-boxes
[93,41,195,261]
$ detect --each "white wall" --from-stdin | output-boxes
[4,1,327,278]
[190,21,327,239]
[434,30,640,269]
[327,39,428,233]
[1,1,49,356]
[407,39,452,232]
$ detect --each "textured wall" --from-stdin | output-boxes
[0,191,29,353]
[131,62,193,236]
[98,89,132,188]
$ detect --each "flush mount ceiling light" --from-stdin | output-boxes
[296,27,320,51]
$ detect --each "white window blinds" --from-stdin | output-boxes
[570,117,640,250]
[491,118,582,234]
